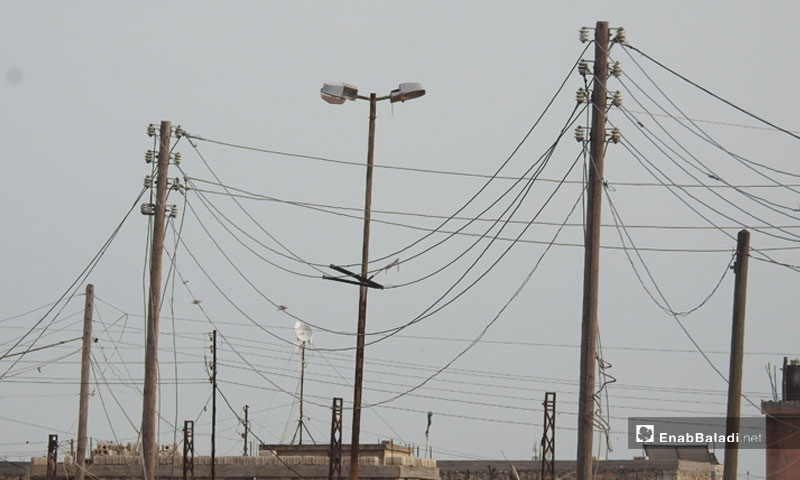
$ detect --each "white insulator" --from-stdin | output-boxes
[579,27,590,43]
[576,88,588,104]
[612,91,623,107]
[174,152,182,165]
[147,124,156,137]
[144,175,153,188]
[140,203,155,216]
[575,126,586,143]
[610,128,622,144]
[145,150,154,164]
[174,125,185,138]
[578,60,591,77]
[614,27,626,44]
[169,205,178,218]
[611,61,623,78]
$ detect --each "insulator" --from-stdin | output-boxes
[145,150,155,164]
[575,126,586,143]
[174,125,185,138]
[614,27,626,44]
[143,175,153,188]
[612,91,623,107]
[610,128,622,144]
[169,205,178,218]
[147,124,156,137]
[171,177,181,190]
[576,88,588,104]
[579,26,590,43]
[173,152,182,165]
[578,60,591,76]
[611,61,623,78]
[140,203,155,215]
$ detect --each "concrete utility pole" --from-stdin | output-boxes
[723,229,750,480]
[141,120,171,480]
[76,284,94,480]
[577,20,609,480]
[211,330,217,480]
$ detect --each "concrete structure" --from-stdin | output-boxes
[761,358,800,480]
[21,441,439,480]
[438,459,722,480]
[9,440,728,480]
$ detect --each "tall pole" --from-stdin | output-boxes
[350,92,377,480]
[299,343,306,444]
[242,405,249,456]
[211,330,217,480]
[329,397,343,480]
[723,229,750,480]
[76,284,94,480]
[576,21,608,480]
[142,120,171,480]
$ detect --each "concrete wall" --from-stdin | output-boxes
[437,459,723,480]
[763,400,800,480]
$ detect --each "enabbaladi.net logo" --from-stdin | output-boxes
[635,424,655,443]
[627,417,767,449]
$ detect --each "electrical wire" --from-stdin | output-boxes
[185,42,593,273]
[615,71,800,213]
[622,43,800,142]
[362,181,586,407]
[0,187,148,381]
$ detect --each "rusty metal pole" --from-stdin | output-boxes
[46,434,58,480]
[349,92,377,480]
[541,392,556,480]
[142,120,171,480]
[76,284,94,480]
[329,397,343,480]
[577,21,608,480]
[723,229,750,480]
[211,330,217,480]
[183,420,194,480]
[242,405,249,456]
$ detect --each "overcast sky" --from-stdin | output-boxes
[2,2,800,478]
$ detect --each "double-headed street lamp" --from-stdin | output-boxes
[321,81,425,480]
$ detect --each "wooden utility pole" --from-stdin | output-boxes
[211,330,217,480]
[76,284,94,480]
[723,229,750,480]
[577,20,609,480]
[141,120,171,480]
[242,405,249,456]
[350,92,378,480]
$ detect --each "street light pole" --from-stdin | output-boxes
[320,81,424,480]
[350,92,377,480]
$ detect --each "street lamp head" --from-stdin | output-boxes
[321,82,359,104]
[389,82,425,103]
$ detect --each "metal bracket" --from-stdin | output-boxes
[323,265,384,290]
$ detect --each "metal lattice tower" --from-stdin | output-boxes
[328,397,343,480]
[541,392,556,480]
[183,420,194,480]
[46,434,58,480]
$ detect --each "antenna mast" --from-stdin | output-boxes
[292,322,315,444]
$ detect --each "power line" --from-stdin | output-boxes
[0,187,149,381]
[622,43,800,142]
[188,179,800,231]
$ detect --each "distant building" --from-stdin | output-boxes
[761,357,800,480]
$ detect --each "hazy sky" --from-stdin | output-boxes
[3,2,800,478]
